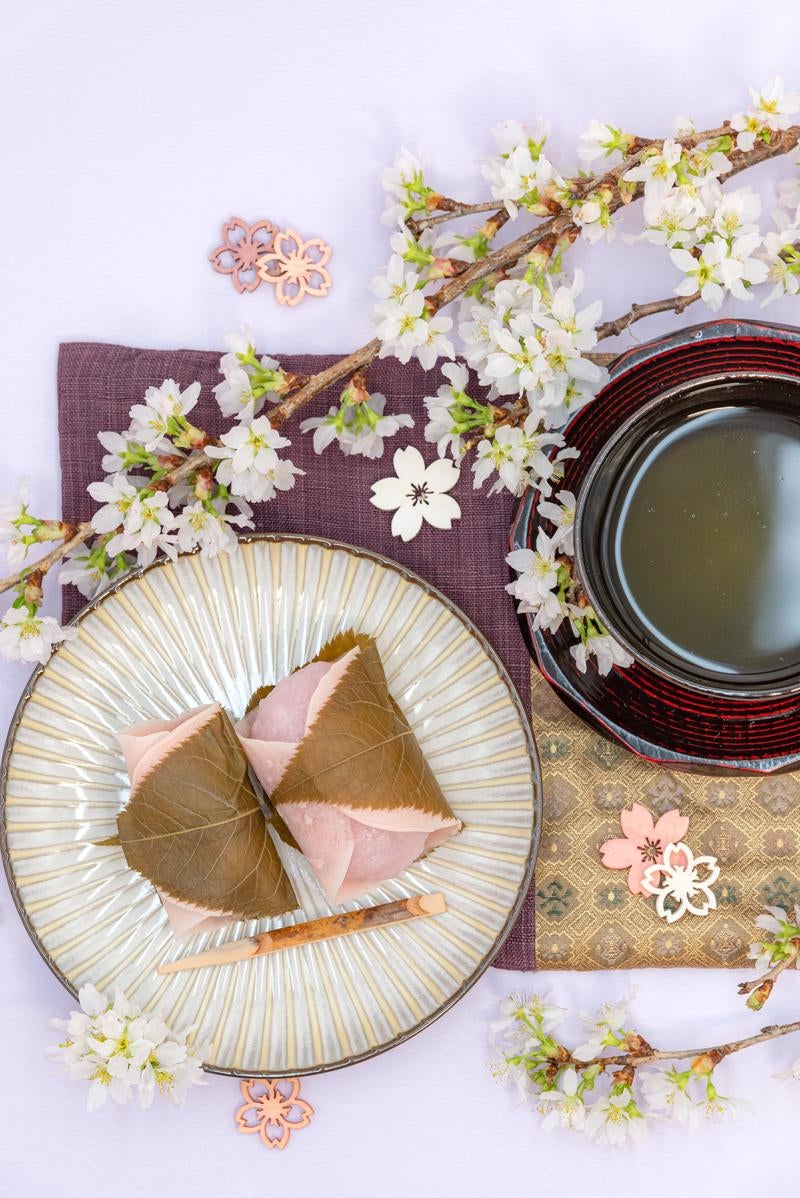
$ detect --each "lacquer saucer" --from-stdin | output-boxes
[512,318,800,774]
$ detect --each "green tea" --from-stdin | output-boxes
[608,404,800,678]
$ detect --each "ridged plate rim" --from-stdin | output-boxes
[0,532,541,1077]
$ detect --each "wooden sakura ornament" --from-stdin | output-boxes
[235,1078,314,1150]
[641,842,720,923]
[209,217,278,293]
[257,227,332,306]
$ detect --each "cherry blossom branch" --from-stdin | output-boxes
[271,123,800,428]
[0,522,95,595]
[0,449,214,596]
[571,1019,800,1073]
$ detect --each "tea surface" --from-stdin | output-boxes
[610,404,800,677]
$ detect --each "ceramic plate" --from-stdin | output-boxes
[1,535,540,1076]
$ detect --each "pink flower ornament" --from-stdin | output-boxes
[209,217,279,293]
[600,803,689,895]
[257,228,332,306]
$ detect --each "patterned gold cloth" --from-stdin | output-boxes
[531,670,800,970]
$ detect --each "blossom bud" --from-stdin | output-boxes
[281,372,303,394]
[527,241,555,273]
[193,469,214,502]
[744,979,774,1011]
[691,1049,725,1075]
[23,573,43,608]
[426,192,449,213]
[430,257,466,279]
[184,424,211,450]
[342,372,370,407]
[156,453,185,472]
[618,178,637,205]
[622,1032,652,1055]
[39,520,71,543]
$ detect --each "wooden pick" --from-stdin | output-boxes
[157,893,447,975]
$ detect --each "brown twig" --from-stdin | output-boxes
[412,198,507,231]
[595,291,701,341]
[572,1018,800,1072]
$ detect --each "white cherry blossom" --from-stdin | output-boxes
[47,984,208,1110]
[776,175,800,212]
[422,361,489,459]
[375,291,429,363]
[301,393,413,459]
[380,148,428,227]
[0,478,39,565]
[173,498,252,556]
[381,147,425,199]
[640,1069,700,1124]
[731,77,800,150]
[570,632,634,676]
[584,1088,647,1145]
[506,533,560,605]
[415,313,455,370]
[106,490,177,567]
[573,994,635,1061]
[623,138,683,190]
[577,119,630,164]
[370,254,422,312]
[759,221,800,305]
[129,380,201,451]
[537,1069,587,1131]
[671,233,768,310]
[0,606,77,664]
[634,182,703,248]
[574,193,616,243]
[59,540,124,599]
[710,185,762,239]
[213,366,261,421]
[206,418,304,503]
[537,490,576,554]
[216,328,285,420]
[88,473,139,535]
[481,117,553,218]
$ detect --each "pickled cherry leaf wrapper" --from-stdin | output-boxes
[237,633,461,904]
[109,703,297,924]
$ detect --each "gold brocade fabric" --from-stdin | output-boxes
[530,669,800,970]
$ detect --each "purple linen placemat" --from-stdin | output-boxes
[57,341,536,970]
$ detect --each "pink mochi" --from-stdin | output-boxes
[236,646,460,905]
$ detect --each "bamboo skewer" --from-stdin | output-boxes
[157,892,448,975]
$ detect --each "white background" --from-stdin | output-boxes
[2,1,800,1192]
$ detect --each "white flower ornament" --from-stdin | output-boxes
[641,842,719,923]
[370,445,461,541]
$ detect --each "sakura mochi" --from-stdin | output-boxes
[236,632,461,905]
[110,703,297,936]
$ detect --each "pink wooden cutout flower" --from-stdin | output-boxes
[257,228,332,306]
[599,803,689,895]
[209,217,278,293]
[234,1077,314,1150]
